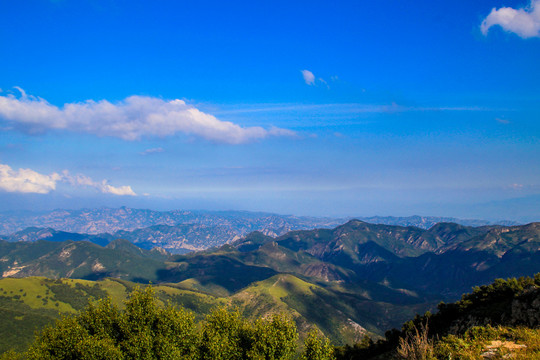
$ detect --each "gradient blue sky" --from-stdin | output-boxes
[0,0,539,222]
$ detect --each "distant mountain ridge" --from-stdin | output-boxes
[0,224,240,254]
[0,207,518,253]
[0,207,517,235]
[0,207,346,235]
[358,215,517,229]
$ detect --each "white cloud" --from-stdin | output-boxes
[0,90,294,144]
[100,182,137,196]
[0,163,136,196]
[301,70,316,85]
[0,164,61,194]
[65,173,137,196]
[301,70,329,87]
[481,0,540,38]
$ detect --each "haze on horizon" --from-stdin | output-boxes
[0,0,539,223]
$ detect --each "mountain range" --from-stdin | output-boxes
[0,215,538,347]
[0,207,518,253]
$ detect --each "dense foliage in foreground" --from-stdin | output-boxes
[335,274,540,359]
[2,287,334,360]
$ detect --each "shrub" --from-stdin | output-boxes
[396,323,435,360]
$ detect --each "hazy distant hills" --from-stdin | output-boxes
[0,218,537,345]
[0,206,517,234]
[0,207,347,236]
[0,207,518,253]
[0,225,240,254]
[356,215,517,229]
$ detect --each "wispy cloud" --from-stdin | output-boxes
[481,0,540,38]
[0,89,295,144]
[140,147,164,155]
[210,102,492,116]
[0,163,136,196]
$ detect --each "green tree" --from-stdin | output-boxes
[248,314,298,360]
[26,287,197,360]
[19,286,304,360]
[199,307,246,360]
[301,329,335,360]
[199,308,298,360]
[26,315,124,360]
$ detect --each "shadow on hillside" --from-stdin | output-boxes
[155,255,278,294]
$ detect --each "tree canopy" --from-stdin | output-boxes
[6,286,334,360]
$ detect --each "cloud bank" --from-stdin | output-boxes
[0,90,294,144]
[0,164,136,196]
[481,0,540,38]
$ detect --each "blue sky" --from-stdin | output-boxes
[0,0,539,222]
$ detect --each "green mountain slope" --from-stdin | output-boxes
[228,220,539,299]
[0,220,538,354]
[0,240,167,282]
[375,222,540,296]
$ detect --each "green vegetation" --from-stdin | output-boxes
[26,287,198,360]
[399,274,540,340]
[434,325,540,359]
[396,323,434,360]
[6,287,333,360]
[0,220,538,355]
[0,273,538,359]
[47,281,109,311]
[0,277,226,354]
[301,330,335,360]
[335,274,540,359]
[377,323,540,360]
